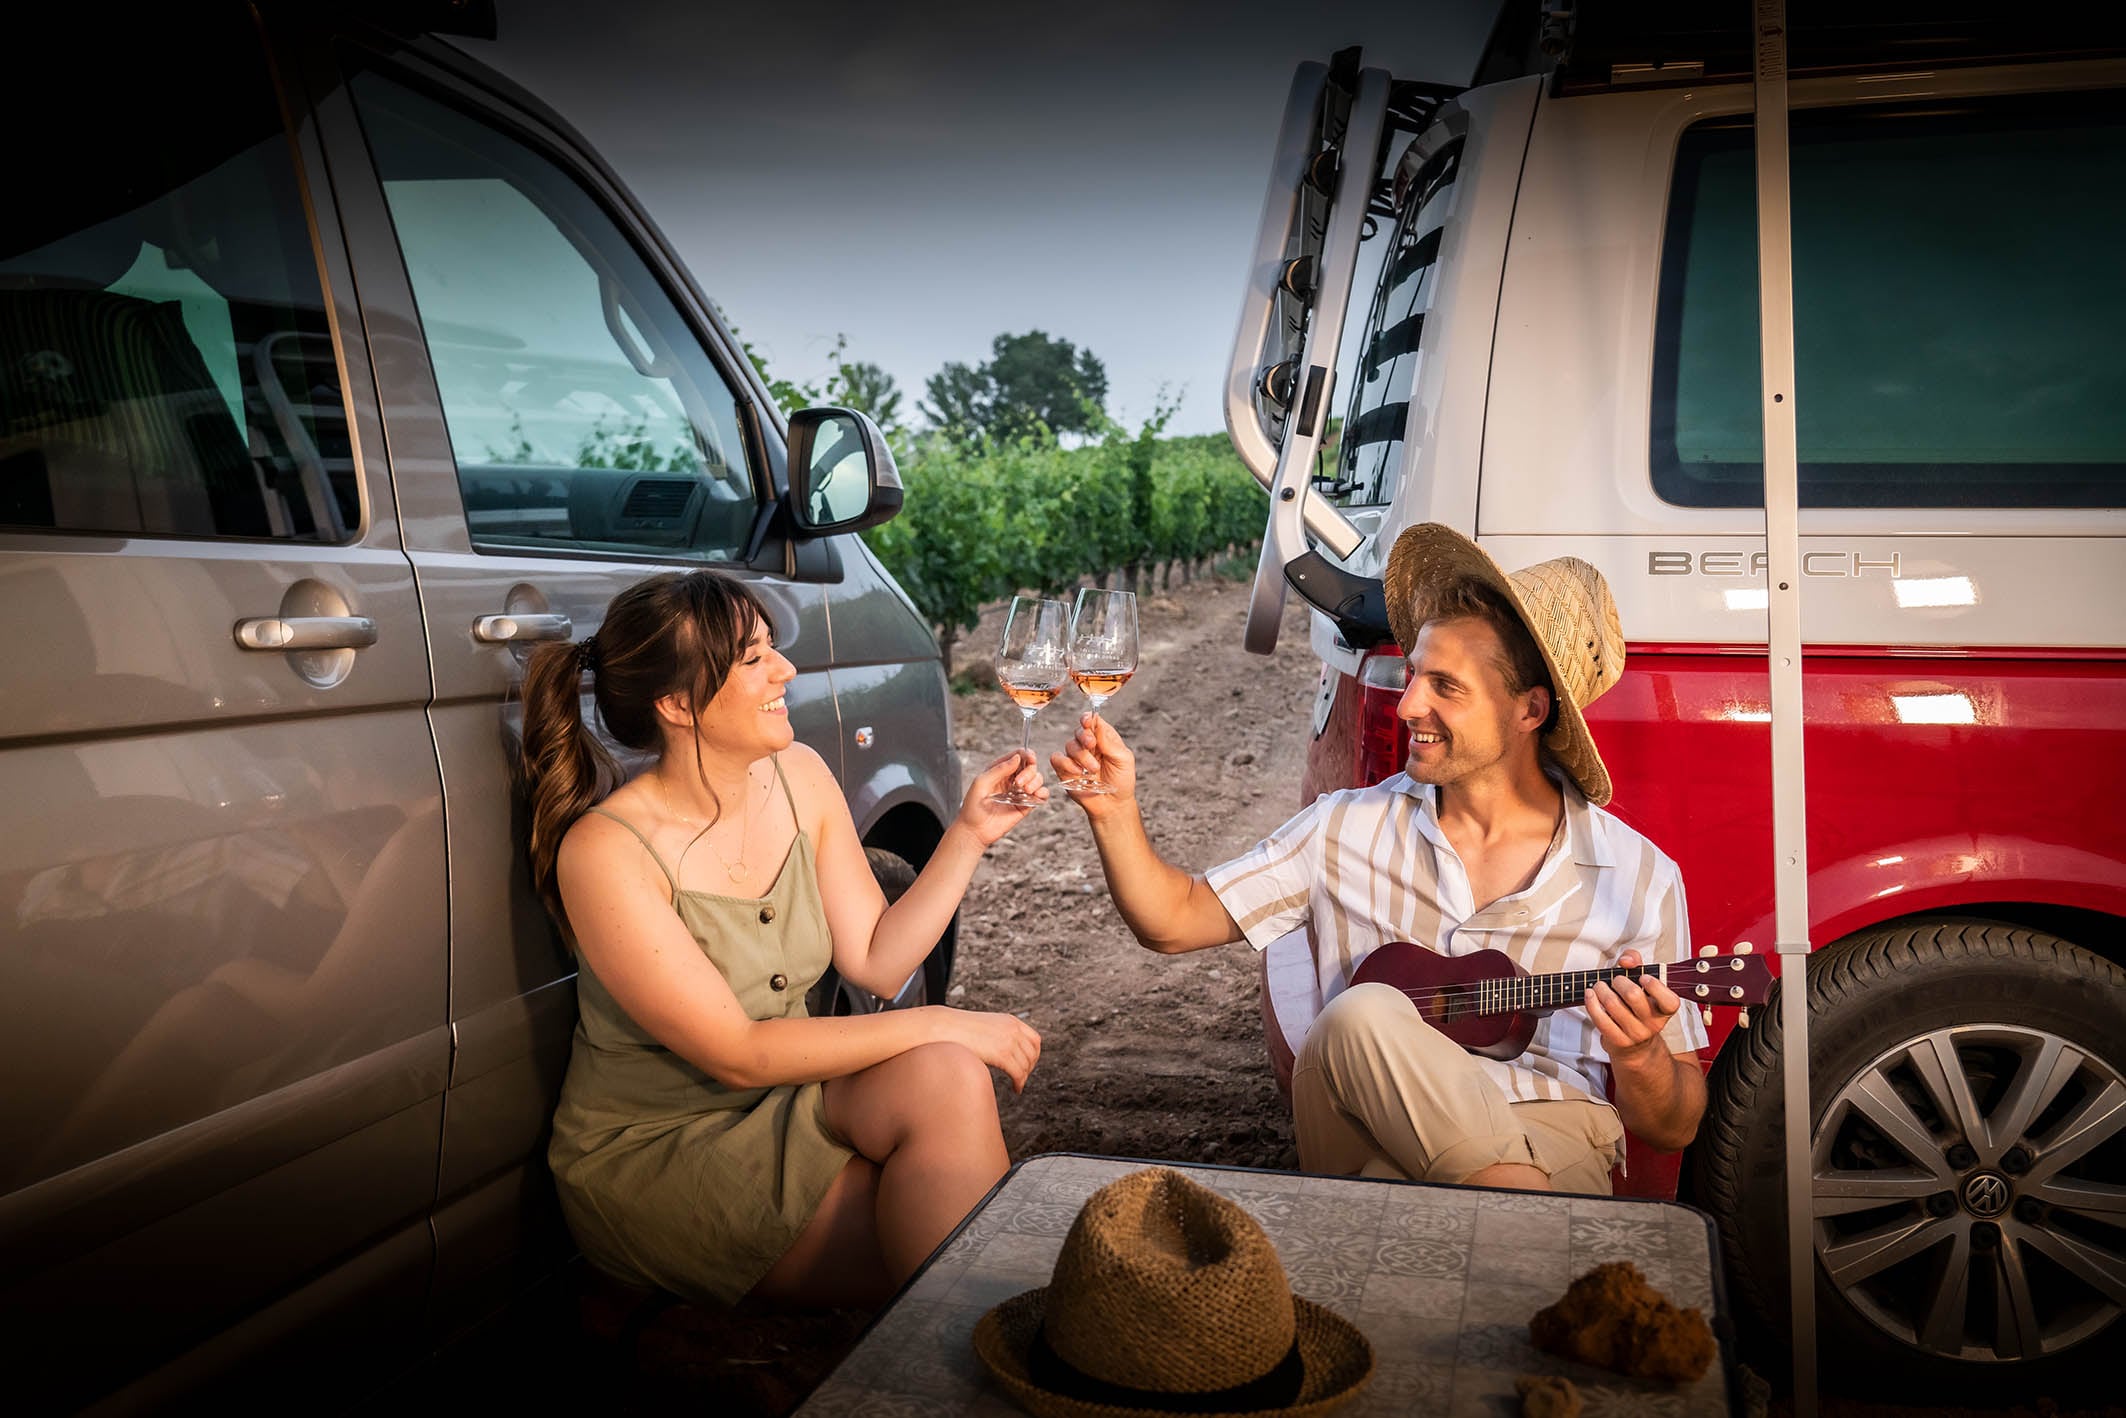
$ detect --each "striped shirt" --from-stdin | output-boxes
[1206,772,1707,1109]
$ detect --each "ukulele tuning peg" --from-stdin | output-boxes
[1734,941,1754,955]
[1701,1005,1714,1028]
[1698,945,1718,959]
[1738,1009,1751,1029]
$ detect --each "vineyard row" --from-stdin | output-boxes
[861,429,1270,670]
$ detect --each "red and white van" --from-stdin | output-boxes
[1227,10,2126,1398]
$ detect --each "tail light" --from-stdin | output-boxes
[1354,648,1410,786]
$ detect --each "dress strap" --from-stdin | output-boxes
[587,807,680,901]
[770,753,800,826]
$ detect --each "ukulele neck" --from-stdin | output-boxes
[1482,963,1662,1017]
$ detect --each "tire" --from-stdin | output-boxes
[1694,921,2126,1401]
[805,847,951,1018]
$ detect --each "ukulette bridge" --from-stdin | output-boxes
[1349,942,1777,1061]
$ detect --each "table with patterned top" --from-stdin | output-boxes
[795,1153,1735,1418]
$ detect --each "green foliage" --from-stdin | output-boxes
[730,325,819,415]
[987,330,1107,441]
[1110,393,1177,576]
[483,412,537,466]
[831,360,904,436]
[714,302,835,416]
[920,361,991,442]
[716,321,906,458]
[859,436,1007,673]
[481,411,697,473]
[688,312,1262,673]
[919,330,1109,443]
[863,416,1265,671]
[573,415,697,473]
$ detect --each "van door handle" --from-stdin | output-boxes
[234,615,379,651]
[472,613,573,644]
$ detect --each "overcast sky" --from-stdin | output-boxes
[457,1,1501,436]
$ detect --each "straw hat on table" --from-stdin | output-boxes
[973,1167,1373,1417]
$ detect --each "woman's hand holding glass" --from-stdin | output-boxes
[989,596,1070,808]
[957,749,1047,844]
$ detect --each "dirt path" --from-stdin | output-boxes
[945,573,1320,1170]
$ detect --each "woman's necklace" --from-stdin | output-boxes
[661,768,766,884]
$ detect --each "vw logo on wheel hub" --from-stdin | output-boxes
[1964,1172,2011,1218]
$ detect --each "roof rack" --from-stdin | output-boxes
[1477,0,2126,94]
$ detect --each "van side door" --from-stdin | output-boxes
[0,8,447,1407]
[302,33,839,1327]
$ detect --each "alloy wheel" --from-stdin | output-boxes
[1812,1024,2126,1362]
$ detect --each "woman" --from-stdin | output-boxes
[521,570,1044,1308]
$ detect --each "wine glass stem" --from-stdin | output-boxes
[1020,707,1036,760]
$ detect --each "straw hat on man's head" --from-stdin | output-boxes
[973,1167,1373,1417]
[1382,523,1625,806]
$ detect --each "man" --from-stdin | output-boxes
[1051,524,1706,1192]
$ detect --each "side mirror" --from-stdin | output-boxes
[785,407,902,537]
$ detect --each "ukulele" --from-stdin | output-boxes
[1347,941,1778,1060]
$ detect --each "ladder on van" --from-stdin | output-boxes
[1223,48,1456,655]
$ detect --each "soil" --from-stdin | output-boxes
[944,571,1317,1173]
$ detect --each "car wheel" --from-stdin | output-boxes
[806,847,952,1017]
[1694,921,2126,1400]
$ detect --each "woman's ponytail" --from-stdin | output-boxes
[522,636,619,933]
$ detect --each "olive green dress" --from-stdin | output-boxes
[547,757,856,1305]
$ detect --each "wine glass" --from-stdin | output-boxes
[989,596,1070,808]
[1057,587,1138,795]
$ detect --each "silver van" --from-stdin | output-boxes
[0,6,958,1410]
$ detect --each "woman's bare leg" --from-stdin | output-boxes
[747,1155,893,1307]
[822,1042,1010,1282]
[747,1042,1008,1303]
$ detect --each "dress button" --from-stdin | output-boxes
[769,973,788,992]
[759,905,776,924]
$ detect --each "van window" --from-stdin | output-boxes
[1330,139,1460,508]
[1652,94,2126,508]
[351,72,758,559]
[0,9,356,542]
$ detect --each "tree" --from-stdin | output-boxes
[919,330,1109,443]
[831,360,904,435]
[920,360,993,440]
[986,330,1107,441]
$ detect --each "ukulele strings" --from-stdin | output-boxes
[1396,963,1660,1010]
